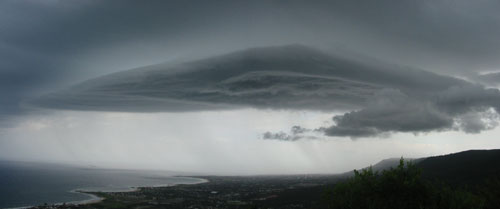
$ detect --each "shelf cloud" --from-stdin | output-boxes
[32,45,500,138]
[3,0,500,138]
[4,0,500,122]
[3,0,500,173]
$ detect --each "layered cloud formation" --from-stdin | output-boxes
[4,0,500,126]
[34,45,500,138]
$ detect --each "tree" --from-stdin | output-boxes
[325,158,484,209]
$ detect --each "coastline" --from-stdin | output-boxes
[22,175,343,208]
[66,191,104,205]
[26,176,208,209]
[9,189,106,209]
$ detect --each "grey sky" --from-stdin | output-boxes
[2,0,500,173]
[3,0,500,120]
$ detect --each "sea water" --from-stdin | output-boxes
[0,161,205,208]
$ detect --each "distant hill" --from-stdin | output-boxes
[417,149,500,187]
[371,157,414,171]
[340,157,419,177]
[349,149,500,187]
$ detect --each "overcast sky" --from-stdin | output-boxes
[2,0,500,174]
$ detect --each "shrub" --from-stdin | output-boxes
[325,158,485,209]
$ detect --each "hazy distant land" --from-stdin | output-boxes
[20,149,500,209]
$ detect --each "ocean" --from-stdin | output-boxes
[0,161,205,208]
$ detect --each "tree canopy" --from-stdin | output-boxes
[324,158,490,209]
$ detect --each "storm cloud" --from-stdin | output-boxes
[325,90,454,137]
[3,0,500,138]
[262,126,319,141]
[32,45,500,137]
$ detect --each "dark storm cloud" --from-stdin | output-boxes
[0,0,270,120]
[3,0,500,134]
[324,86,500,138]
[434,85,500,114]
[455,109,499,134]
[262,126,318,141]
[263,131,302,142]
[34,44,456,112]
[473,72,500,87]
[32,45,500,137]
[324,90,454,137]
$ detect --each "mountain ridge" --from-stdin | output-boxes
[343,149,500,187]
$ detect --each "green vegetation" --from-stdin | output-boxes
[324,158,499,209]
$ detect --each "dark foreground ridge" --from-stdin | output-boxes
[30,149,500,209]
[418,149,500,186]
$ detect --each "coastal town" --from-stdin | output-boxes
[30,175,341,209]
